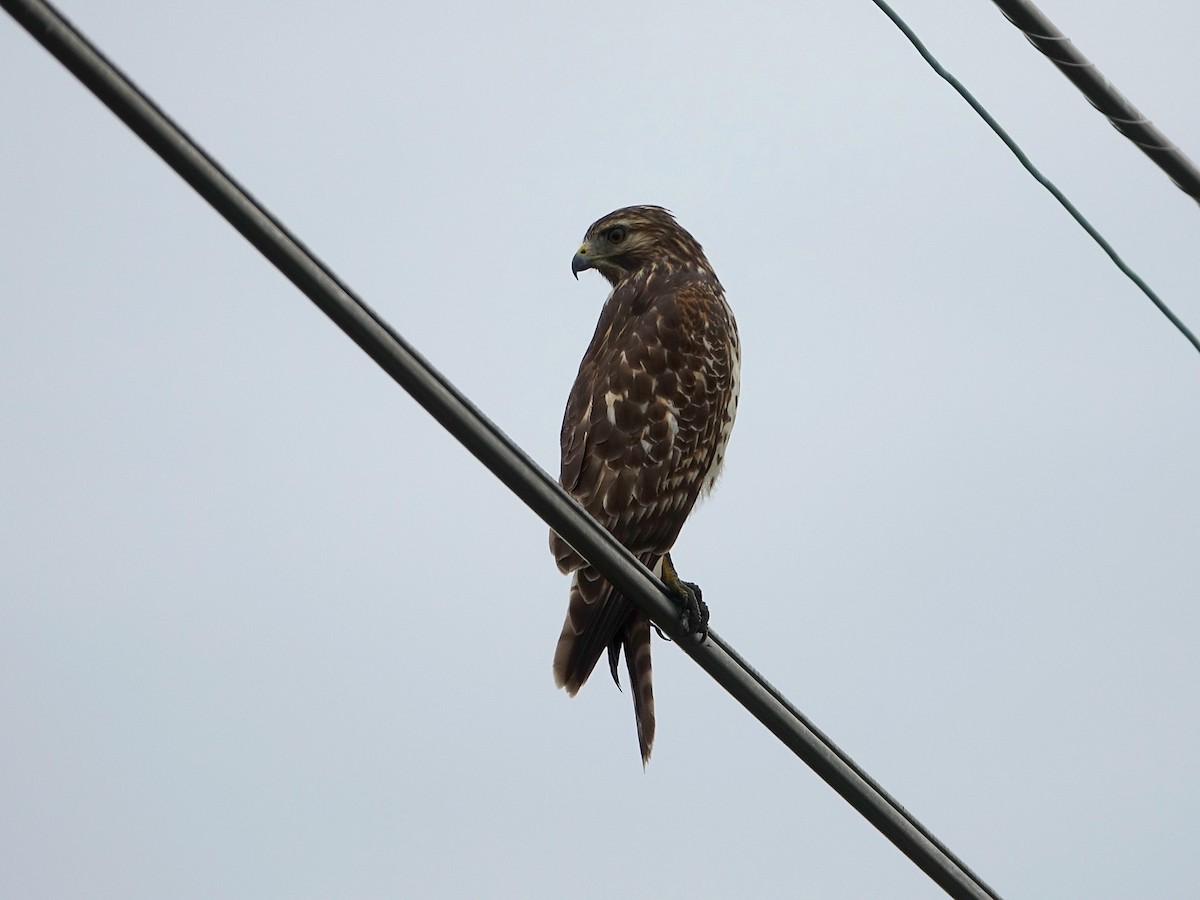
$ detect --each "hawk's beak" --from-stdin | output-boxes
[571,245,593,280]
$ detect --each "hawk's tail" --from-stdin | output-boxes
[622,613,656,765]
[551,556,659,764]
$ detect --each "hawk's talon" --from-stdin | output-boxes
[677,580,709,642]
[666,578,708,643]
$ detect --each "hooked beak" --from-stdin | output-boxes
[571,244,593,280]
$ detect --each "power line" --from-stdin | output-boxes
[990,0,1200,204]
[3,1,1002,897]
[871,0,1200,358]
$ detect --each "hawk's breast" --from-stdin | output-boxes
[698,293,740,498]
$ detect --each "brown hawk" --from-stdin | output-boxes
[550,206,740,764]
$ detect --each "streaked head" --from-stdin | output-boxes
[571,206,710,286]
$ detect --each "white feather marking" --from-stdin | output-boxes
[664,401,681,436]
[604,390,619,425]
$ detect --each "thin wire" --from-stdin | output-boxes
[3,1,1001,897]
[989,0,1200,204]
[871,0,1200,358]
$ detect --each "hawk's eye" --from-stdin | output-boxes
[605,225,627,245]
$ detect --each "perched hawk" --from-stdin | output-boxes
[550,206,740,764]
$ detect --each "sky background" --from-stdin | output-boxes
[3,1,1198,897]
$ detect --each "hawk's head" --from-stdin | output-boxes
[571,205,711,287]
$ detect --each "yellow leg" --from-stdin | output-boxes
[661,553,710,640]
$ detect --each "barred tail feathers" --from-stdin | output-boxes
[553,565,625,695]
[552,554,661,764]
[552,568,592,694]
[622,613,656,765]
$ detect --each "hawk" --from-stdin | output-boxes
[550,206,740,764]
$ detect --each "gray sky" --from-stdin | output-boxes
[3,2,1198,897]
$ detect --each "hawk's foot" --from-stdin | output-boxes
[661,554,710,642]
[676,579,709,640]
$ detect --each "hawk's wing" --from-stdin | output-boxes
[550,276,739,697]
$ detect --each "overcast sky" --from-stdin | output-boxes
[3,2,1199,898]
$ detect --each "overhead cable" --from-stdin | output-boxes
[872,0,1200,357]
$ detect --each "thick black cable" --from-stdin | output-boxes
[990,0,1200,204]
[3,2,1002,897]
